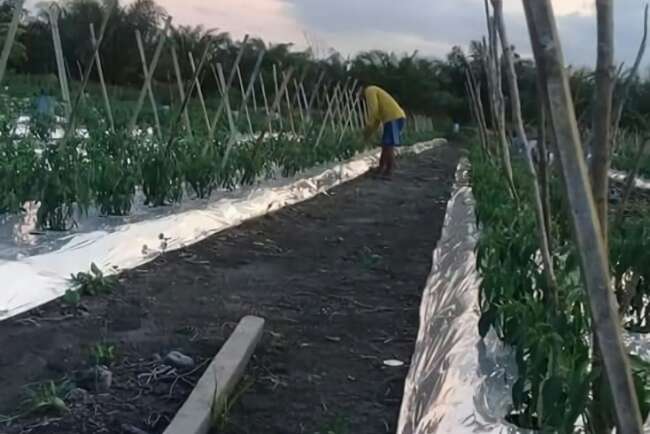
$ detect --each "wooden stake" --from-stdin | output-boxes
[169,43,193,138]
[0,0,24,86]
[258,71,273,134]
[189,51,211,135]
[236,64,254,135]
[129,17,171,133]
[209,35,249,140]
[272,64,284,130]
[135,29,162,139]
[48,4,71,119]
[89,23,114,132]
[523,3,643,433]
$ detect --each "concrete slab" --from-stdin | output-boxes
[163,315,265,434]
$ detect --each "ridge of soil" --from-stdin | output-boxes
[0,144,461,434]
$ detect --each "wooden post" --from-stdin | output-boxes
[282,69,296,135]
[215,63,237,137]
[48,4,71,119]
[293,79,306,130]
[129,17,171,133]
[235,50,265,129]
[272,64,285,131]
[236,64,254,135]
[523,3,643,433]
[135,29,162,139]
[170,43,193,138]
[307,70,326,114]
[188,51,211,135]
[314,86,338,149]
[491,0,557,303]
[209,35,249,140]
[0,0,24,86]
[258,71,273,134]
[89,23,114,132]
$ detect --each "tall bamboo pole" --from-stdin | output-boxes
[89,23,114,132]
[523,2,643,433]
[491,0,557,304]
[135,30,162,139]
[0,0,24,86]
[129,17,171,133]
[188,51,210,135]
[169,43,193,138]
[48,4,71,119]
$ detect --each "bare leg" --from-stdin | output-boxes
[384,146,395,177]
[377,146,387,174]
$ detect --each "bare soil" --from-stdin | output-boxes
[0,144,461,434]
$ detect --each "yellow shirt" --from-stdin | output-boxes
[364,85,406,133]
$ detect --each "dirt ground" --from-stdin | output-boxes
[0,143,461,434]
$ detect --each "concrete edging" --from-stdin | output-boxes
[163,315,265,434]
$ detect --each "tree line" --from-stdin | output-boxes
[1,0,650,130]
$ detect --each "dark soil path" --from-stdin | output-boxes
[0,143,461,434]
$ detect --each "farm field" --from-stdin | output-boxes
[0,145,460,434]
[4,0,650,433]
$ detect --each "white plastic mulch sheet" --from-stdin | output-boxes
[0,139,444,321]
[398,160,650,434]
[398,158,531,434]
[609,169,650,190]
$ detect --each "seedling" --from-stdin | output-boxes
[210,376,254,431]
[70,263,116,296]
[89,342,116,366]
[62,288,81,307]
[316,415,350,434]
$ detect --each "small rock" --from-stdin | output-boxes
[67,387,89,403]
[164,351,195,369]
[121,423,150,434]
[77,366,112,392]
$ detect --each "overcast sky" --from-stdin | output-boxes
[47,0,650,71]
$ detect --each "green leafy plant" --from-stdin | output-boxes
[70,263,116,296]
[62,289,81,307]
[140,140,184,206]
[89,342,116,366]
[210,377,254,431]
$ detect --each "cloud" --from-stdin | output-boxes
[279,0,649,69]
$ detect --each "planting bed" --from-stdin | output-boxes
[0,144,461,434]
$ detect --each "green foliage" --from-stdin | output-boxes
[62,288,81,307]
[70,262,116,296]
[89,342,116,366]
[35,141,92,230]
[140,140,184,206]
[472,144,591,432]
[179,137,220,198]
[22,380,70,416]
[210,377,254,431]
[87,131,139,215]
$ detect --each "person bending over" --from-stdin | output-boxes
[362,85,406,178]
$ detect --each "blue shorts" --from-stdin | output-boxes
[382,118,406,146]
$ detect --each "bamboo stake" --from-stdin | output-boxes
[0,0,24,86]
[492,0,557,304]
[169,43,193,138]
[591,0,616,248]
[89,23,114,132]
[282,69,296,135]
[236,64,254,135]
[234,50,265,135]
[135,30,162,139]
[208,35,249,140]
[188,52,210,135]
[259,72,273,134]
[48,4,71,119]
[129,17,171,133]
[307,70,326,114]
[523,2,643,433]
[293,79,306,130]
[215,63,237,136]
[65,0,114,137]
[314,87,337,149]
[272,65,284,130]
[222,67,294,170]
[165,41,211,149]
[324,88,338,132]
